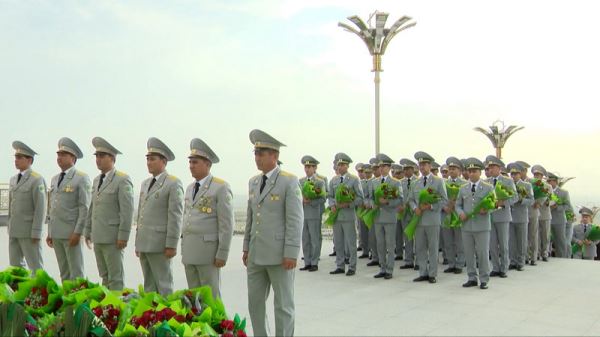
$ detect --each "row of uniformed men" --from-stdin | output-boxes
[9,129,304,337]
[8,137,234,299]
[296,152,596,290]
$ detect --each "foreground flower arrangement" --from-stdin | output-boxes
[0,267,247,337]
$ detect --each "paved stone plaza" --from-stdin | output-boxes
[1,228,599,336]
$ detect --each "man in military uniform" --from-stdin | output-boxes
[518,161,540,265]
[355,163,370,259]
[182,138,234,299]
[299,155,326,272]
[370,154,403,279]
[8,141,47,272]
[547,172,572,258]
[47,137,91,281]
[532,166,553,262]
[455,158,494,289]
[243,129,303,337]
[391,164,403,180]
[134,138,184,296]
[507,163,534,271]
[409,152,448,284]
[440,164,449,179]
[390,163,403,260]
[366,157,381,266]
[442,157,467,274]
[485,155,517,278]
[572,207,600,260]
[84,137,134,290]
[399,158,418,269]
[328,153,364,276]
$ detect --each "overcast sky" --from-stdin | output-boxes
[1,0,599,209]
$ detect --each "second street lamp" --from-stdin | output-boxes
[339,11,416,154]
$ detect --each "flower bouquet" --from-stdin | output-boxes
[531,179,550,200]
[324,184,355,226]
[494,182,514,201]
[361,183,400,229]
[404,188,441,240]
[13,270,63,317]
[301,180,325,200]
[443,182,462,229]
[571,224,600,255]
[465,190,497,219]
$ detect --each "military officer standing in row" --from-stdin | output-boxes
[366,157,381,267]
[442,157,467,274]
[181,138,234,299]
[410,152,448,284]
[299,155,326,272]
[359,163,374,260]
[508,163,534,271]
[547,172,572,258]
[371,154,403,280]
[485,155,517,278]
[8,141,47,273]
[572,207,600,260]
[355,163,370,259]
[84,137,134,290]
[243,130,303,337]
[533,165,553,262]
[399,158,418,269]
[456,158,494,289]
[47,138,91,281]
[329,153,364,276]
[134,138,184,296]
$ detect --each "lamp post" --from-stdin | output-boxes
[473,120,524,159]
[339,11,416,154]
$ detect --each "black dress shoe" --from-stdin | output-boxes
[480,282,488,289]
[428,277,437,283]
[358,254,369,259]
[413,276,429,282]
[329,251,336,256]
[357,247,363,252]
[399,264,414,269]
[366,261,379,267]
[462,280,478,288]
[508,265,517,270]
[299,265,312,271]
[374,272,386,278]
[308,265,318,272]
[345,258,350,264]
[330,268,345,275]
[442,259,449,265]
[499,272,507,278]
[530,261,537,266]
[542,257,548,262]
[394,256,403,261]
[490,271,500,277]
[443,267,455,273]
[516,266,524,271]
[346,270,355,276]
[384,273,393,280]
[454,268,463,274]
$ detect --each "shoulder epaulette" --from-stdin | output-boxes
[76,170,86,176]
[115,171,127,177]
[280,170,296,178]
[481,181,493,187]
[348,174,358,179]
[30,171,40,178]
[167,175,178,181]
[390,177,401,182]
[212,177,225,184]
[317,174,327,180]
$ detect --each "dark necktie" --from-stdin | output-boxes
[493,178,497,187]
[260,175,268,193]
[584,224,588,233]
[471,183,476,195]
[98,173,106,191]
[423,176,427,187]
[340,176,344,184]
[57,172,66,187]
[407,178,411,189]
[148,178,156,193]
[17,173,22,184]
[193,182,200,199]
[452,178,456,183]
[381,177,385,183]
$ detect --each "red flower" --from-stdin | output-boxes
[223,333,234,337]
[221,320,235,331]
[236,330,247,337]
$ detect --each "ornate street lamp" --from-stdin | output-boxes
[473,120,524,159]
[339,11,416,154]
